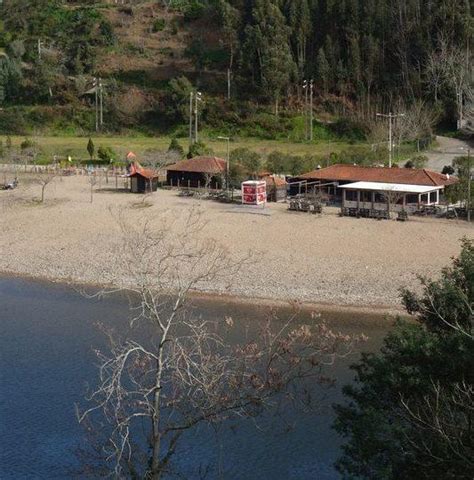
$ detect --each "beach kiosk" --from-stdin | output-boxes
[242,180,266,205]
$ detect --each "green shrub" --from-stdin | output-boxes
[152,18,166,32]
[168,137,184,155]
[97,145,117,163]
[183,1,206,22]
[187,141,213,158]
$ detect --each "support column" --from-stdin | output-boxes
[371,191,375,211]
[357,190,360,211]
[436,189,439,204]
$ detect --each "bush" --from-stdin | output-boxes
[168,137,184,156]
[183,1,207,22]
[442,165,455,175]
[20,138,37,150]
[152,18,166,32]
[187,141,213,158]
[97,146,117,163]
[328,118,367,142]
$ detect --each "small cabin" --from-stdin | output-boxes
[128,162,159,193]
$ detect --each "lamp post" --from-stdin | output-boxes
[217,136,230,191]
[376,112,405,168]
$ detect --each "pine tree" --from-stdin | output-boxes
[87,138,95,160]
[316,48,330,94]
[243,0,296,113]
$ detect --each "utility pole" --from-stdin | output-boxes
[309,79,314,142]
[303,79,308,140]
[194,91,202,143]
[227,69,231,101]
[218,136,230,191]
[468,148,471,222]
[99,78,104,128]
[189,91,194,145]
[93,77,99,133]
[376,112,405,168]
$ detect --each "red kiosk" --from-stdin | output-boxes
[242,180,266,205]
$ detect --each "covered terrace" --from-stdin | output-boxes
[340,181,444,217]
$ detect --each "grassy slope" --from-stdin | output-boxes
[3,135,353,160]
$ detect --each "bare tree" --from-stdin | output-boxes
[392,100,439,150]
[88,173,97,204]
[424,37,471,129]
[400,380,474,471]
[77,208,362,478]
[140,149,180,174]
[380,189,405,217]
[35,169,57,203]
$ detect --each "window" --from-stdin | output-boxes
[345,190,357,201]
[360,190,372,202]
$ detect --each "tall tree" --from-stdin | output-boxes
[243,0,296,113]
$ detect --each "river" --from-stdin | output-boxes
[0,276,394,479]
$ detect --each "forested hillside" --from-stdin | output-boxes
[0,0,472,139]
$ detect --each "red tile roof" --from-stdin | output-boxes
[297,164,457,187]
[166,156,227,174]
[129,162,158,180]
[263,175,287,187]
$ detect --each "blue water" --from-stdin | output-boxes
[0,277,389,479]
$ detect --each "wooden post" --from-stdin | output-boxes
[356,190,360,212]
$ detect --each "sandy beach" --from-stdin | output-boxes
[1,175,472,312]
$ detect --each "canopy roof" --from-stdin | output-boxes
[339,181,443,194]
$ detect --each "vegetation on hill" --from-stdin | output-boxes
[0,1,471,147]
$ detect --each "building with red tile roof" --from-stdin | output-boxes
[295,163,456,187]
[166,156,227,188]
[128,162,159,193]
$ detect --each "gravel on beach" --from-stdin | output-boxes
[1,175,472,311]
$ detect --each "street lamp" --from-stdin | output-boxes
[217,136,230,191]
[376,112,405,168]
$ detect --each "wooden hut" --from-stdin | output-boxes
[129,162,159,193]
[166,156,227,189]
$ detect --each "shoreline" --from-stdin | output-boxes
[1,177,468,320]
[0,268,407,319]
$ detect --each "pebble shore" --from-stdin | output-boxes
[1,176,471,313]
